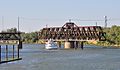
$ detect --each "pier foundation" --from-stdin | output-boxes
[64,41,71,49]
[64,41,79,49]
[64,41,84,49]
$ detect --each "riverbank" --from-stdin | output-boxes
[85,41,120,48]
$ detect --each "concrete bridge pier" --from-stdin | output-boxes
[64,41,84,49]
[64,41,71,49]
[64,41,79,49]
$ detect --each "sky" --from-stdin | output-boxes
[0,0,120,32]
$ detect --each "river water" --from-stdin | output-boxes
[0,44,120,70]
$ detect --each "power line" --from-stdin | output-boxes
[19,17,120,22]
[108,18,120,21]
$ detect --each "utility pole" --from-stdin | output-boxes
[104,16,107,28]
[2,16,4,30]
[18,16,20,32]
[69,19,71,22]
[96,22,97,26]
[46,24,48,28]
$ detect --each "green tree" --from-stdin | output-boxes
[21,32,38,43]
[97,25,120,46]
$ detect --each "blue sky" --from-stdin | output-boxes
[0,0,120,32]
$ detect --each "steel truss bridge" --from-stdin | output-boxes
[39,22,106,41]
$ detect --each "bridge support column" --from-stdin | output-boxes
[64,41,71,49]
[80,41,84,50]
[74,41,78,49]
[64,41,78,49]
[70,41,75,48]
[57,41,61,48]
[64,41,72,49]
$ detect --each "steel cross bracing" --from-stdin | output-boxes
[0,32,21,40]
[39,22,106,41]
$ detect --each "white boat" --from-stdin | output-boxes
[45,39,58,50]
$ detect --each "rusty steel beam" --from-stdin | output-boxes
[0,32,21,40]
[39,22,106,41]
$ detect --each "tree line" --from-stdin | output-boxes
[94,25,120,47]
[2,25,120,46]
[1,28,38,43]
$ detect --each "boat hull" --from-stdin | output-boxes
[45,39,58,50]
[45,46,58,50]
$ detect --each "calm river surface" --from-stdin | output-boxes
[0,44,120,70]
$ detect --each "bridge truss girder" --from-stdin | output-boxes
[39,22,106,41]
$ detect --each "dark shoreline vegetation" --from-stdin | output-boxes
[2,25,120,48]
[85,25,120,48]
